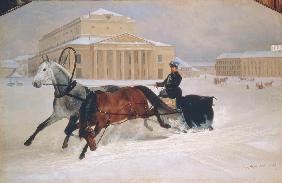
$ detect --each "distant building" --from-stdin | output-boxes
[174,57,200,77]
[215,51,282,77]
[0,59,18,77]
[271,44,282,51]
[0,55,32,77]
[28,8,175,80]
[191,62,215,76]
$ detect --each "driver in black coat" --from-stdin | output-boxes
[156,60,182,110]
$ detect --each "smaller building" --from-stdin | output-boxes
[0,59,18,77]
[271,44,282,52]
[192,62,215,76]
[215,51,282,77]
[0,55,32,77]
[174,57,200,77]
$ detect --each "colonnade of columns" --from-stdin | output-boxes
[93,49,151,80]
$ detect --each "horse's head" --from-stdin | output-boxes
[32,56,53,88]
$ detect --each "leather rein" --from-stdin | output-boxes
[42,47,87,101]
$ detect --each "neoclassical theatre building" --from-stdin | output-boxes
[28,9,175,80]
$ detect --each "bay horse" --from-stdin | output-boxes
[77,85,177,159]
[24,57,120,148]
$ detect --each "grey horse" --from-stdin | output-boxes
[24,58,120,148]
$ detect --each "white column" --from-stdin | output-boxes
[138,50,142,80]
[121,51,125,80]
[103,50,107,80]
[145,51,150,79]
[93,49,98,79]
[113,50,117,80]
[130,50,135,80]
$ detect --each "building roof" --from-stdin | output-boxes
[46,32,172,51]
[174,57,201,71]
[40,32,172,56]
[217,51,282,59]
[81,8,135,22]
[97,32,172,47]
[68,36,106,45]
[14,54,34,61]
[0,59,19,68]
[174,57,192,68]
[90,8,123,16]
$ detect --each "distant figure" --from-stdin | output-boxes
[156,60,182,110]
[246,84,249,89]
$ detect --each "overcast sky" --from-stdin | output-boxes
[0,0,281,64]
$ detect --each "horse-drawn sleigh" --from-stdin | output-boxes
[24,47,216,159]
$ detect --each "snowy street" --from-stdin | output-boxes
[1,77,282,183]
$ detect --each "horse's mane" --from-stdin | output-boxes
[51,61,71,78]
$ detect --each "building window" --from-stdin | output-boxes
[158,68,163,79]
[120,27,123,29]
[92,26,95,29]
[157,55,162,63]
[76,68,82,78]
[106,27,109,30]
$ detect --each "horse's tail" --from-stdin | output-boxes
[134,85,174,113]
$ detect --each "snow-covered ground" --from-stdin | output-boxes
[1,76,282,183]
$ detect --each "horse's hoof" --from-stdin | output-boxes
[182,130,187,133]
[147,126,153,131]
[79,154,85,160]
[62,143,68,149]
[208,126,214,131]
[89,146,97,151]
[24,139,32,146]
[163,124,171,129]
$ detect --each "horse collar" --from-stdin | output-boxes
[54,80,77,98]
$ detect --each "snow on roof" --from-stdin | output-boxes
[174,57,192,68]
[43,36,106,53]
[173,57,201,71]
[90,8,123,16]
[14,54,34,61]
[191,67,200,71]
[42,33,172,55]
[189,62,215,67]
[217,51,282,59]
[146,40,171,46]
[0,59,19,68]
[8,71,23,78]
[68,36,106,45]
[96,32,171,46]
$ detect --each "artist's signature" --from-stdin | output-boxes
[246,162,280,169]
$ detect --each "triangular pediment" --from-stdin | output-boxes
[98,33,153,45]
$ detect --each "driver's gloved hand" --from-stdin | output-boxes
[156,82,162,87]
